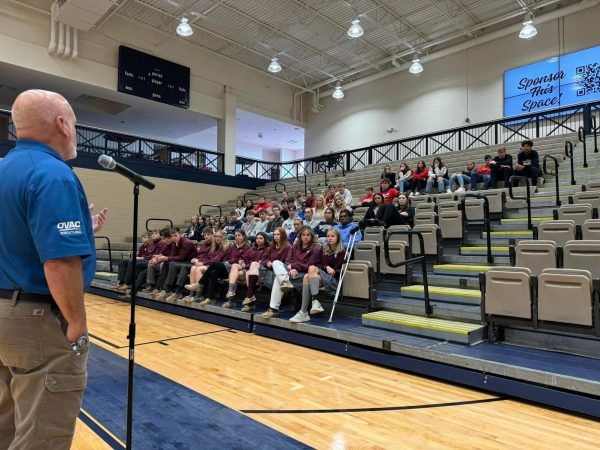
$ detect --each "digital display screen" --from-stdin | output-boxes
[504,45,600,117]
[118,45,190,109]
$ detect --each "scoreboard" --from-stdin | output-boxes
[118,45,190,109]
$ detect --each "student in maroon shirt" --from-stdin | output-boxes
[184,230,229,302]
[290,228,345,323]
[115,231,152,290]
[141,229,175,293]
[241,228,290,312]
[222,230,256,308]
[261,226,320,319]
[153,228,198,301]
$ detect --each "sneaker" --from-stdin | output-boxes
[242,295,256,306]
[225,290,236,299]
[112,281,123,287]
[199,298,214,306]
[115,284,129,292]
[409,192,414,198]
[413,191,420,196]
[182,296,193,303]
[446,188,452,194]
[222,300,235,308]
[141,285,155,293]
[310,300,325,314]
[241,304,256,312]
[166,292,182,302]
[150,288,161,295]
[456,187,466,194]
[280,280,294,293]
[185,283,203,292]
[154,291,169,301]
[289,311,310,323]
[261,309,278,319]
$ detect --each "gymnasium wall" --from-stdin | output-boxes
[304,5,600,157]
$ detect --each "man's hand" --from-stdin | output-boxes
[515,164,524,171]
[89,204,109,233]
[400,211,408,216]
[66,321,88,343]
[290,269,298,278]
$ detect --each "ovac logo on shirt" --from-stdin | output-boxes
[57,220,82,236]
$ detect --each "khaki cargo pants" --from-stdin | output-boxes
[0,298,88,450]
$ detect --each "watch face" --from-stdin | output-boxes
[78,336,89,347]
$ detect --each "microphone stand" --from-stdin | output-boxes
[126,182,139,449]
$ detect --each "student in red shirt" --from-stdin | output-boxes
[252,195,271,213]
[380,178,399,204]
[358,186,374,206]
[324,185,336,206]
[471,155,492,190]
[305,189,316,208]
[410,160,429,196]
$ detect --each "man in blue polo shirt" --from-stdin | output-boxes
[0,89,108,449]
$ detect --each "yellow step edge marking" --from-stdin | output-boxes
[401,285,481,297]
[363,312,481,333]
[461,246,508,251]
[489,231,533,235]
[433,265,492,271]
[501,217,552,222]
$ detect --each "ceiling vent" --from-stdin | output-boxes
[56,0,117,31]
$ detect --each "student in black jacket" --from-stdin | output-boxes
[397,193,415,227]
[380,165,396,188]
[515,140,541,187]
[489,146,513,188]
[359,192,406,229]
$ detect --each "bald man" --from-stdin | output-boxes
[0,90,107,449]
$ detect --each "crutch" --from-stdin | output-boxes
[328,227,359,323]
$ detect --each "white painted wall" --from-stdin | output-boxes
[305,5,600,157]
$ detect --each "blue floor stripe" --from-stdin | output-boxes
[83,344,312,449]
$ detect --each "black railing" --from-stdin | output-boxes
[565,141,576,185]
[578,126,588,168]
[592,115,598,153]
[274,182,286,194]
[199,204,222,218]
[543,155,561,207]
[296,172,307,195]
[145,218,173,232]
[94,236,114,272]
[383,230,431,316]
[508,176,532,231]
[461,193,493,264]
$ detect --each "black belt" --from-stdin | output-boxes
[0,289,56,304]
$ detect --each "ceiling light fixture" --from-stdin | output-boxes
[347,19,364,38]
[409,55,423,75]
[176,17,193,37]
[268,57,282,73]
[519,15,537,40]
[332,81,344,101]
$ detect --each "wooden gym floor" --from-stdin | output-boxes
[73,294,600,449]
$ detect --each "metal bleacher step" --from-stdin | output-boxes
[442,254,510,264]
[460,246,509,256]
[96,260,114,272]
[411,272,480,289]
[400,285,481,305]
[94,271,118,282]
[375,294,481,322]
[503,208,557,218]
[361,311,486,345]
[485,230,533,239]
[433,264,492,276]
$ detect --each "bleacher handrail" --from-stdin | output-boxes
[564,141,575,185]
[578,126,589,168]
[274,182,286,194]
[591,114,598,153]
[383,229,432,317]
[145,218,173,231]
[94,235,113,272]
[198,204,222,218]
[461,193,493,264]
[508,175,532,231]
[542,155,561,207]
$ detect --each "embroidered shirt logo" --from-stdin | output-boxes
[57,220,82,235]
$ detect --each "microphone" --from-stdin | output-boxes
[98,155,155,190]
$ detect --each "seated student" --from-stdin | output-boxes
[289,228,346,323]
[381,165,396,188]
[515,139,541,187]
[396,163,413,193]
[241,209,258,237]
[294,192,305,210]
[448,161,475,194]
[206,216,219,234]
[250,208,270,242]
[245,199,254,213]
[183,215,204,241]
[223,231,274,308]
[177,228,213,302]
[489,146,513,188]
[380,178,399,204]
[282,204,298,236]
[471,155,492,190]
[197,229,253,306]
[313,195,327,221]
[241,227,290,312]
[360,192,405,229]
[410,160,429,196]
[303,207,320,230]
[358,186,374,206]
[218,215,227,230]
[426,157,450,194]
[152,228,198,301]
[114,231,153,291]
[234,200,246,220]
[266,205,284,239]
[223,210,244,240]
[305,189,317,208]
[332,194,350,220]
[261,226,321,319]
[324,185,336,206]
[184,230,228,302]
[315,207,338,244]
[280,190,289,204]
[288,218,304,244]
[397,193,415,227]
[337,182,353,206]
[279,199,290,220]
[335,209,362,247]
[252,195,270,213]
[141,229,174,293]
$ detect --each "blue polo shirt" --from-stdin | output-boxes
[0,139,96,293]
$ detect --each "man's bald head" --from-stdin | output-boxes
[12,90,78,160]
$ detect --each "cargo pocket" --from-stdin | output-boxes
[34,371,87,439]
[0,317,43,369]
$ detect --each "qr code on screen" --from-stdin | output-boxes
[575,63,600,96]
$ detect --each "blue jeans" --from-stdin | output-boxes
[425,177,449,193]
[470,173,490,190]
[449,174,470,189]
[397,179,412,192]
